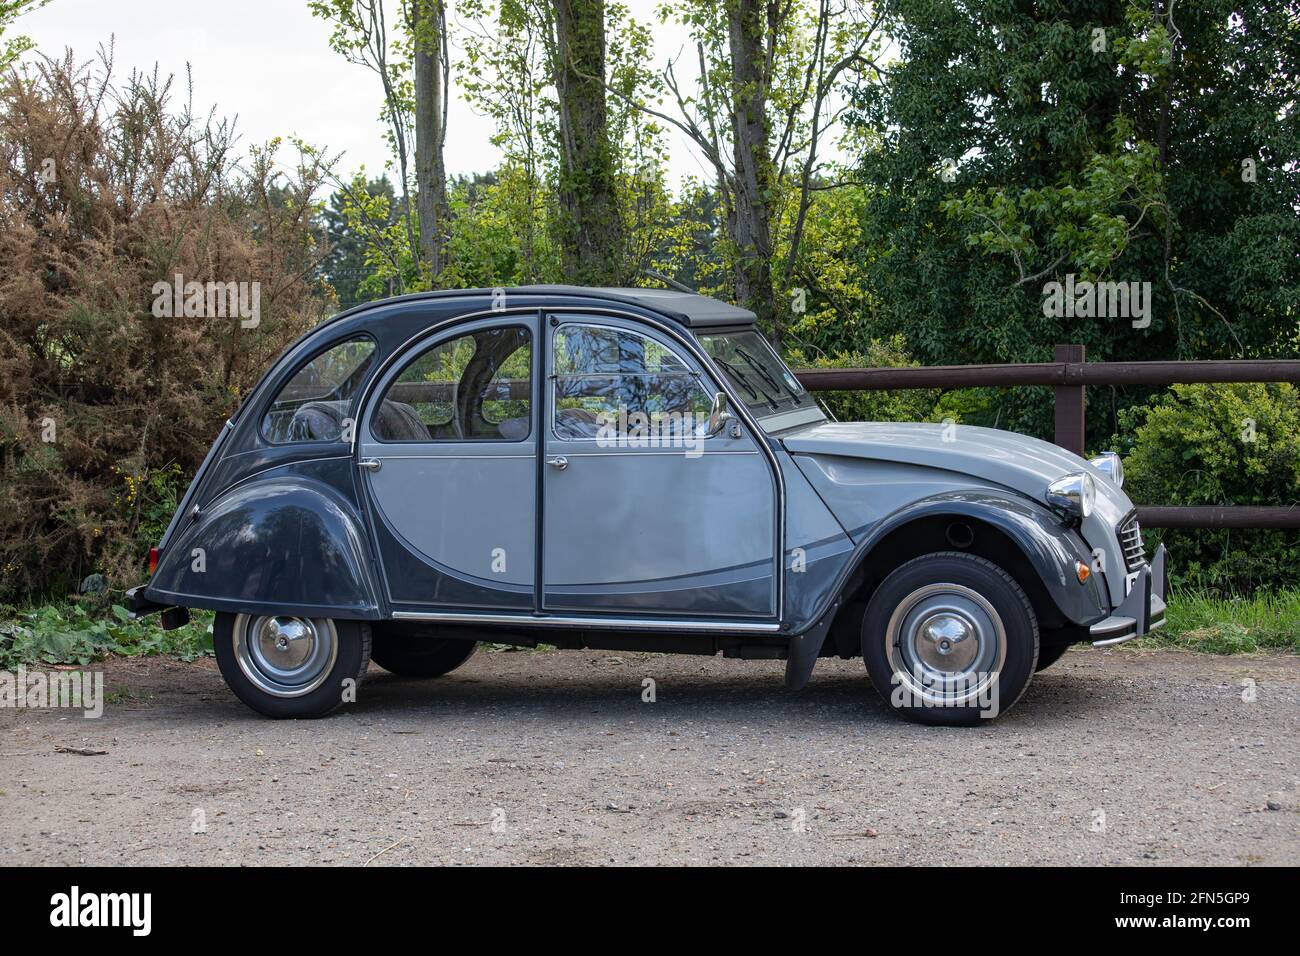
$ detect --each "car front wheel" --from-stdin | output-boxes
[862,552,1039,725]
[213,612,371,718]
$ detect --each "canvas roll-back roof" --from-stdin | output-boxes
[514,285,757,328]
[330,285,757,330]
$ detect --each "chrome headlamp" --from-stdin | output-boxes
[1046,472,1096,518]
[1089,451,1124,488]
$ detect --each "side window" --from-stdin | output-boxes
[375,325,531,442]
[261,337,376,443]
[552,324,714,441]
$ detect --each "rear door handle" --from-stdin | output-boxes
[358,458,382,472]
[546,456,569,471]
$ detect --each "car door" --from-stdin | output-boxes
[358,313,538,611]
[542,313,778,619]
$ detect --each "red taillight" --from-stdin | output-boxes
[148,547,159,575]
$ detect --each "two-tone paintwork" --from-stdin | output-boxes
[145,287,1128,641]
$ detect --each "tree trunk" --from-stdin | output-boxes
[727,0,778,342]
[552,0,626,285]
[412,0,449,280]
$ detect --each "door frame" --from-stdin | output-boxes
[353,307,544,613]
[355,304,787,632]
[539,309,781,621]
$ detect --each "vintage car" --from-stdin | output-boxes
[128,286,1167,723]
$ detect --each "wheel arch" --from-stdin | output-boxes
[143,476,383,620]
[821,493,1107,657]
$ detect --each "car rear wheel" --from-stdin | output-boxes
[370,628,478,678]
[862,552,1039,725]
[213,612,371,718]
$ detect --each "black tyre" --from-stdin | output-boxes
[862,552,1039,725]
[1035,636,1073,672]
[213,612,371,718]
[370,629,478,678]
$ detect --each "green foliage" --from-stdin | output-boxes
[1117,383,1300,593]
[0,0,44,70]
[849,0,1300,447]
[1140,588,1300,654]
[322,175,402,309]
[0,604,214,669]
[786,336,943,423]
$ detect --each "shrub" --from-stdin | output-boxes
[785,335,943,423]
[1116,383,1300,593]
[0,53,334,601]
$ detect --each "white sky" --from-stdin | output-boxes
[17,0,722,187]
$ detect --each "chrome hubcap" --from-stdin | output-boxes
[233,615,337,698]
[886,584,1005,707]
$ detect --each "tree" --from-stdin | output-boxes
[410,0,450,278]
[321,175,401,308]
[620,0,884,343]
[0,0,46,70]
[852,0,1300,369]
[726,0,777,332]
[0,54,332,598]
[849,0,1300,439]
[459,0,667,285]
[550,0,627,284]
[309,0,452,285]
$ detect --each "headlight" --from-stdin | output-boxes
[1046,472,1096,518]
[1089,451,1124,488]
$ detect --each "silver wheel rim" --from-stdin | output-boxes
[233,614,338,698]
[885,583,1005,707]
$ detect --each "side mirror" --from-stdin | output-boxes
[705,391,734,437]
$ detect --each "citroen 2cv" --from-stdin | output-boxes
[128,286,1167,723]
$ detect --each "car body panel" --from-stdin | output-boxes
[540,312,779,618]
[148,462,380,619]
[783,421,1136,607]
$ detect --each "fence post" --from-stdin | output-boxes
[1053,344,1086,456]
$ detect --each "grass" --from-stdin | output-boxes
[1137,588,1300,654]
[1,589,1297,668]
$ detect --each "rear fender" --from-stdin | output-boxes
[143,477,381,619]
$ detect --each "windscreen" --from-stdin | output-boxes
[697,330,818,419]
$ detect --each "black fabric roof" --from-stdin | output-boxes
[329,285,757,330]
[512,285,757,328]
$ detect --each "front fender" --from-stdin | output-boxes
[798,490,1109,634]
[144,477,381,619]
[874,491,1108,625]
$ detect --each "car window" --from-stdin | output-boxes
[552,324,713,441]
[376,325,531,442]
[696,329,815,418]
[261,337,376,443]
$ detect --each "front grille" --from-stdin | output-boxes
[1118,514,1147,572]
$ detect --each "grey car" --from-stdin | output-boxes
[128,286,1168,723]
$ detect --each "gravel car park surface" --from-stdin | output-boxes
[1,646,1296,866]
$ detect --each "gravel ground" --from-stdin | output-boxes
[1,646,1296,866]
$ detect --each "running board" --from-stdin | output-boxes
[391,610,783,634]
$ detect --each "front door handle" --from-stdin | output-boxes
[546,456,569,471]
[358,458,382,472]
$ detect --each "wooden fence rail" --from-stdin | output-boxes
[793,344,1300,529]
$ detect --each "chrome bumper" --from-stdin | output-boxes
[1090,544,1168,647]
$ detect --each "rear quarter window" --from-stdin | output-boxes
[261,337,376,443]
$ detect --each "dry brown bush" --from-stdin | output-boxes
[0,50,334,601]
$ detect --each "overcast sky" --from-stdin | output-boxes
[18,0,727,187]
